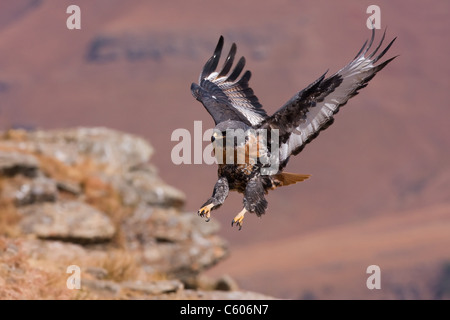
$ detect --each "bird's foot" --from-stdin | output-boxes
[197,203,214,222]
[231,208,247,230]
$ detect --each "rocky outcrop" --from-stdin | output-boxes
[0,127,269,299]
[19,201,116,243]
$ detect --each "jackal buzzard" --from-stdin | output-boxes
[191,29,396,229]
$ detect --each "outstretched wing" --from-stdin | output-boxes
[191,36,268,126]
[259,29,397,168]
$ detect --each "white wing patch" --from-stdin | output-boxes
[205,72,266,126]
[197,37,268,127]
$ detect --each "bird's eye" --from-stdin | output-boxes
[211,136,215,142]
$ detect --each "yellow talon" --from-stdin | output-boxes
[231,208,247,230]
[198,203,214,221]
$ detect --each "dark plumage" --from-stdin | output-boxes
[192,29,397,229]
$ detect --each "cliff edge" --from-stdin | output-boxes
[0,127,273,299]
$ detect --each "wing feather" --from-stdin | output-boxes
[217,43,236,78]
[259,30,397,168]
[200,36,224,81]
[192,36,268,126]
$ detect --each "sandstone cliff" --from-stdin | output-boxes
[0,127,272,299]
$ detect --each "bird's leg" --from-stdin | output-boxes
[231,177,268,230]
[231,208,247,230]
[197,177,229,222]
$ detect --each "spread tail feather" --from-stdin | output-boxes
[274,172,311,187]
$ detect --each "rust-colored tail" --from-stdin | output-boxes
[273,172,311,187]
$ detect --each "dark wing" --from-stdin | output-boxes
[259,29,397,168]
[191,36,268,126]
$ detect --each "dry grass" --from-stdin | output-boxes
[37,153,89,185]
[0,179,22,237]
[0,237,79,299]
[0,202,21,237]
[91,250,139,282]
[83,175,133,248]
[1,129,28,142]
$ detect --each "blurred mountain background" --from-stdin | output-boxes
[0,0,449,299]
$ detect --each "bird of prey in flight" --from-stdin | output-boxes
[191,29,396,229]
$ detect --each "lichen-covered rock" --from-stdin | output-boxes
[0,127,256,300]
[112,165,186,208]
[11,175,58,206]
[19,201,116,243]
[2,127,185,208]
[120,279,184,295]
[2,127,153,171]
[123,205,227,278]
[0,150,38,177]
